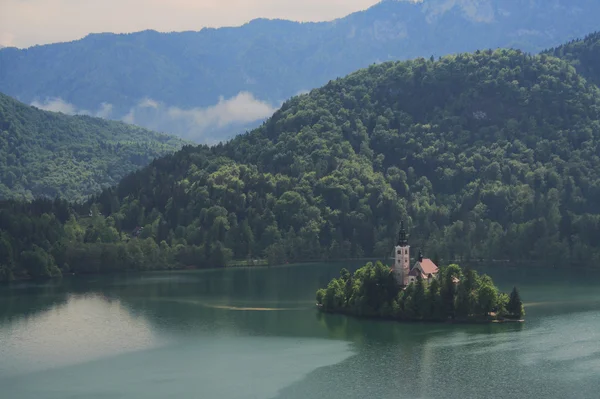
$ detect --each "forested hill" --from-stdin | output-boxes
[544,31,600,88]
[1,0,599,142]
[92,49,600,266]
[4,49,600,281]
[0,92,187,201]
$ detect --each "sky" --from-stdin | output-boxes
[0,0,382,48]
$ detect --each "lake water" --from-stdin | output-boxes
[1,262,600,399]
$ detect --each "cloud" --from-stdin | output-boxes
[167,92,276,129]
[96,103,114,118]
[31,98,78,115]
[138,98,159,109]
[30,92,278,143]
[122,109,136,125]
[30,98,114,118]
[0,0,381,48]
[124,92,278,143]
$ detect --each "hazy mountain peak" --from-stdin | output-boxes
[1,0,599,144]
[422,0,496,23]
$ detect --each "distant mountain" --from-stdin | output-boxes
[544,31,600,88]
[1,0,599,143]
[0,92,187,201]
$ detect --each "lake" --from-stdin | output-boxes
[1,262,600,399]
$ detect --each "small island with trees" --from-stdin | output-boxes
[316,261,525,323]
[316,223,524,323]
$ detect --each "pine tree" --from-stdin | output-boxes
[425,278,442,320]
[432,253,441,268]
[411,275,426,318]
[455,283,471,319]
[507,286,524,318]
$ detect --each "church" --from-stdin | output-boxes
[392,221,439,287]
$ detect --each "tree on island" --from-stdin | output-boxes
[410,275,427,318]
[506,286,525,319]
[455,269,480,319]
[316,261,524,323]
[440,264,462,320]
[478,284,498,317]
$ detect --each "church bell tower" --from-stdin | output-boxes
[393,221,410,286]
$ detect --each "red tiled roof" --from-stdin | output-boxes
[420,258,439,275]
[409,269,433,280]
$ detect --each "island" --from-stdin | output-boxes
[316,223,525,323]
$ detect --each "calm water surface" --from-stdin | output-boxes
[1,262,600,398]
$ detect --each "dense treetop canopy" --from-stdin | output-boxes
[544,31,600,88]
[4,45,600,280]
[97,49,600,265]
[0,92,187,201]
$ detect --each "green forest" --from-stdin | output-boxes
[3,38,600,281]
[0,92,187,201]
[316,262,524,321]
[544,31,600,87]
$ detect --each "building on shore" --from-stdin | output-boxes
[392,221,439,287]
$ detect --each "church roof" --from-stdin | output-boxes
[418,258,439,275]
[408,268,422,277]
[408,268,433,280]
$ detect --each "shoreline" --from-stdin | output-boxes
[0,257,383,284]
[2,255,598,285]
[316,305,525,325]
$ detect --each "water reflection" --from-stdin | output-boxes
[315,309,524,345]
[2,263,600,399]
[276,309,600,399]
[0,293,163,377]
[0,281,70,322]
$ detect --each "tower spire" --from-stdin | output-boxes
[394,220,410,286]
[398,220,408,246]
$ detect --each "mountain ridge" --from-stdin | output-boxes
[102,48,600,267]
[2,0,599,143]
[543,31,600,88]
[0,92,188,201]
